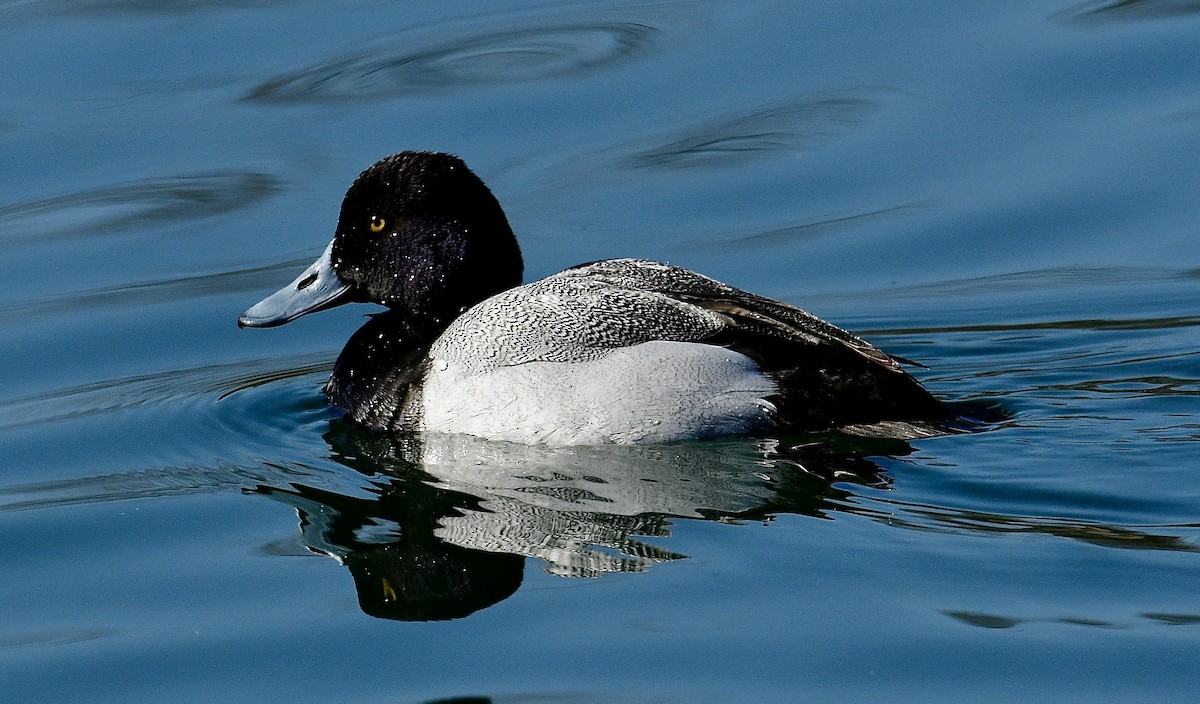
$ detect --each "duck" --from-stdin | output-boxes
[239,151,963,445]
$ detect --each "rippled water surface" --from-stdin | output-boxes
[2,1,1199,702]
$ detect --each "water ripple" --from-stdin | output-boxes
[850,497,1200,553]
[870,314,1200,336]
[1143,612,1200,625]
[682,202,923,251]
[0,170,280,248]
[246,21,658,103]
[835,267,1200,332]
[0,352,330,431]
[622,97,878,171]
[0,256,310,324]
[4,0,294,19]
[945,611,1124,630]
[518,90,889,192]
[947,610,1200,630]
[0,628,116,650]
[1059,0,1200,22]
[0,462,261,513]
[0,457,352,514]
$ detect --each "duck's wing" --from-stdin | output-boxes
[548,259,948,429]
[554,258,906,372]
[431,262,730,370]
[427,258,975,437]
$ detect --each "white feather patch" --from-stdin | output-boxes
[418,340,777,445]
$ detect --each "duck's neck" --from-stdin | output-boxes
[326,310,443,432]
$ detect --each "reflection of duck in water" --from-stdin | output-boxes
[256,424,905,619]
[240,151,997,444]
[413,433,778,578]
[257,457,525,622]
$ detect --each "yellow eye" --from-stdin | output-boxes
[369,216,387,233]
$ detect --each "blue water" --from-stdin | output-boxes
[2,1,1200,701]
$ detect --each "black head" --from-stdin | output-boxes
[332,151,523,321]
[239,151,523,332]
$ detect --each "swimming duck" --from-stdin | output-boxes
[239,151,955,445]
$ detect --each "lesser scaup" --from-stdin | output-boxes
[240,151,965,444]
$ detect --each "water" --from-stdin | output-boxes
[2,0,1199,701]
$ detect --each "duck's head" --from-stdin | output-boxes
[239,151,523,331]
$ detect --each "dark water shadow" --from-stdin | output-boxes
[944,610,1126,630]
[0,170,280,249]
[251,424,902,620]
[946,609,1200,630]
[244,9,666,103]
[1142,612,1200,625]
[1056,0,1200,22]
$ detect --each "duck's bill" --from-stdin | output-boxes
[239,240,352,328]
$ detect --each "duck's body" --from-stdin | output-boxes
[240,152,955,445]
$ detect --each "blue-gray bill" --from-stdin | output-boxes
[238,240,351,328]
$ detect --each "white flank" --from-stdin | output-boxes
[419,340,777,445]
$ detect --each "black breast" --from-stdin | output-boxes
[326,312,431,432]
